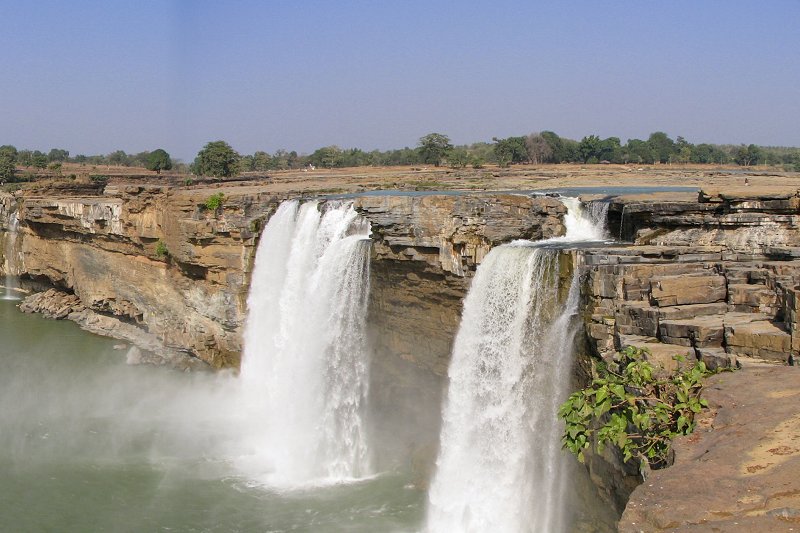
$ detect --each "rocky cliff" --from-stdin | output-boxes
[3,182,798,529]
[581,189,800,531]
[1,184,284,367]
[585,188,800,371]
[1,187,566,372]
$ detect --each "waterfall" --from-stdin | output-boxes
[558,196,609,242]
[426,198,601,533]
[585,200,610,238]
[3,212,19,300]
[239,199,373,487]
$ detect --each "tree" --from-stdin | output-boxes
[448,148,469,169]
[252,151,272,171]
[647,132,676,164]
[578,135,602,163]
[599,137,622,163]
[309,145,343,169]
[624,139,656,164]
[47,148,69,162]
[560,346,712,468]
[146,148,172,174]
[493,136,528,166]
[734,144,762,166]
[238,154,255,172]
[0,145,17,182]
[107,150,129,166]
[31,151,48,169]
[17,149,32,167]
[418,133,453,167]
[286,150,301,169]
[671,136,693,164]
[193,141,240,177]
[525,133,553,164]
[0,145,18,159]
[130,151,151,167]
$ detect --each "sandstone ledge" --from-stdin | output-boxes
[619,364,800,532]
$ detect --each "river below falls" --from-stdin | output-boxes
[0,300,424,532]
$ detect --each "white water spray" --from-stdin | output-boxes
[558,196,609,242]
[239,200,373,487]
[3,212,20,300]
[426,198,603,533]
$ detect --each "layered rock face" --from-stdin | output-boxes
[1,185,282,367]
[1,188,566,372]
[356,193,566,375]
[586,188,800,371]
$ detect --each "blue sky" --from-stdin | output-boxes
[1,0,798,161]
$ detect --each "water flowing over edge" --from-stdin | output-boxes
[558,196,610,243]
[426,198,603,533]
[3,212,20,300]
[238,199,374,488]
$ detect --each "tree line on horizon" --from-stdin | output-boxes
[0,146,175,183]
[2,131,800,181]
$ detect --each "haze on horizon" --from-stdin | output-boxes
[1,0,798,161]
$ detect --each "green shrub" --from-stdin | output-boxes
[560,346,715,469]
[203,192,225,211]
[154,240,169,258]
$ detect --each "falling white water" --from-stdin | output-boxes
[558,196,610,242]
[239,199,373,487]
[426,198,602,533]
[585,200,610,238]
[3,212,20,300]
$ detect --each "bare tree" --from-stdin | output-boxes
[525,133,553,164]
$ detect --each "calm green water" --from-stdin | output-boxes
[0,300,424,532]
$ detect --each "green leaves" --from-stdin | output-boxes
[203,192,225,212]
[417,133,453,167]
[559,346,716,470]
[146,148,172,174]
[194,141,240,177]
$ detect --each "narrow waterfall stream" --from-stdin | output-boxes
[426,197,608,533]
[239,199,373,487]
[3,212,20,300]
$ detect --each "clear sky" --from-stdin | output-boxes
[1,0,798,161]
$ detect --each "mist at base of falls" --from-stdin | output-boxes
[0,300,425,532]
